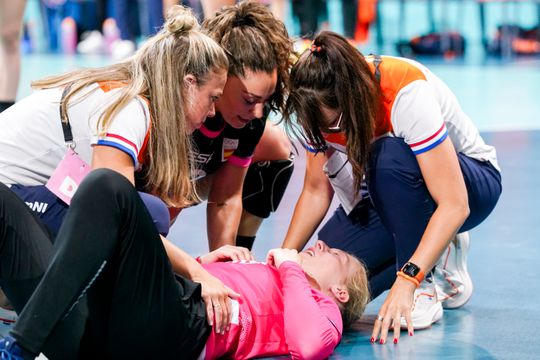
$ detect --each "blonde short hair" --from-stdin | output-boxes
[341,254,370,329]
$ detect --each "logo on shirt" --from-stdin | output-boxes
[25,201,49,214]
[222,138,239,161]
[191,169,207,181]
[193,152,213,164]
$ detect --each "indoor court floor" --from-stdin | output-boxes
[2,1,540,358]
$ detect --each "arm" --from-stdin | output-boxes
[282,150,334,250]
[251,122,292,162]
[91,145,135,184]
[162,236,243,334]
[207,162,248,250]
[372,137,469,342]
[161,235,208,278]
[410,137,469,273]
[267,249,341,359]
[89,93,152,184]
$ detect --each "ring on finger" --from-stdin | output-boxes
[376,315,384,321]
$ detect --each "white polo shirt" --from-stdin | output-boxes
[0,82,151,186]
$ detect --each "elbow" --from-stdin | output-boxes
[291,346,334,360]
[440,193,469,225]
[446,201,469,226]
[455,197,470,223]
[290,334,338,360]
[460,203,470,223]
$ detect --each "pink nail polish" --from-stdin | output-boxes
[409,332,414,337]
[370,337,375,343]
[393,338,398,344]
[379,339,385,344]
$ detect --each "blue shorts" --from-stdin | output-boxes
[318,137,502,299]
[8,184,170,237]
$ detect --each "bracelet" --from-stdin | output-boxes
[396,271,420,288]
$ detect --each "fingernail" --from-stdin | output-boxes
[370,337,375,343]
[393,338,398,344]
[409,332,414,337]
[379,339,385,344]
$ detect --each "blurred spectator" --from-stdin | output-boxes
[291,0,328,39]
[76,0,112,55]
[342,0,358,39]
[111,0,164,59]
[200,0,235,19]
[0,0,26,112]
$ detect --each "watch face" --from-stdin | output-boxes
[401,262,420,277]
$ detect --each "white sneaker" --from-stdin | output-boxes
[111,39,136,60]
[0,307,16,326]
[77,30,105,55]
[400,276,443,330]
[434,232,473,309]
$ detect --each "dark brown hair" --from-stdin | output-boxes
[202,0,295,113]
[283,31,381,189]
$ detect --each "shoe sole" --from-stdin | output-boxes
[441,233,473,309]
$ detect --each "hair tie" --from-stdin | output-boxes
[310,42,322,54]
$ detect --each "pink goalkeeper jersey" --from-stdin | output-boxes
[202,261,343,360]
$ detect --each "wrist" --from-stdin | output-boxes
[397,261,425,288]
[187,256,208,281]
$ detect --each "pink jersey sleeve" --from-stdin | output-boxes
[278,261,342,360]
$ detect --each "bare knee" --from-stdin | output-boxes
[253,124,292,162]
[0,26,22,54]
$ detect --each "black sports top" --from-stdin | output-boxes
[190,110,268,180]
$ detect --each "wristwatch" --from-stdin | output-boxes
[400,262,425,283]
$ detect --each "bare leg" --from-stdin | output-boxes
[251,123,292,163]
[200,0,235,19]
[162,0,178,15]
[269,0,287,22]
[0,0,26,106]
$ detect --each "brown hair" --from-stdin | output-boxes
[32,6,228,207]
[283,31,381,189]
[202,0,294,113]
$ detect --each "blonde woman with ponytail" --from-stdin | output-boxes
[0,5,242,343]
[174,0,296,252]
